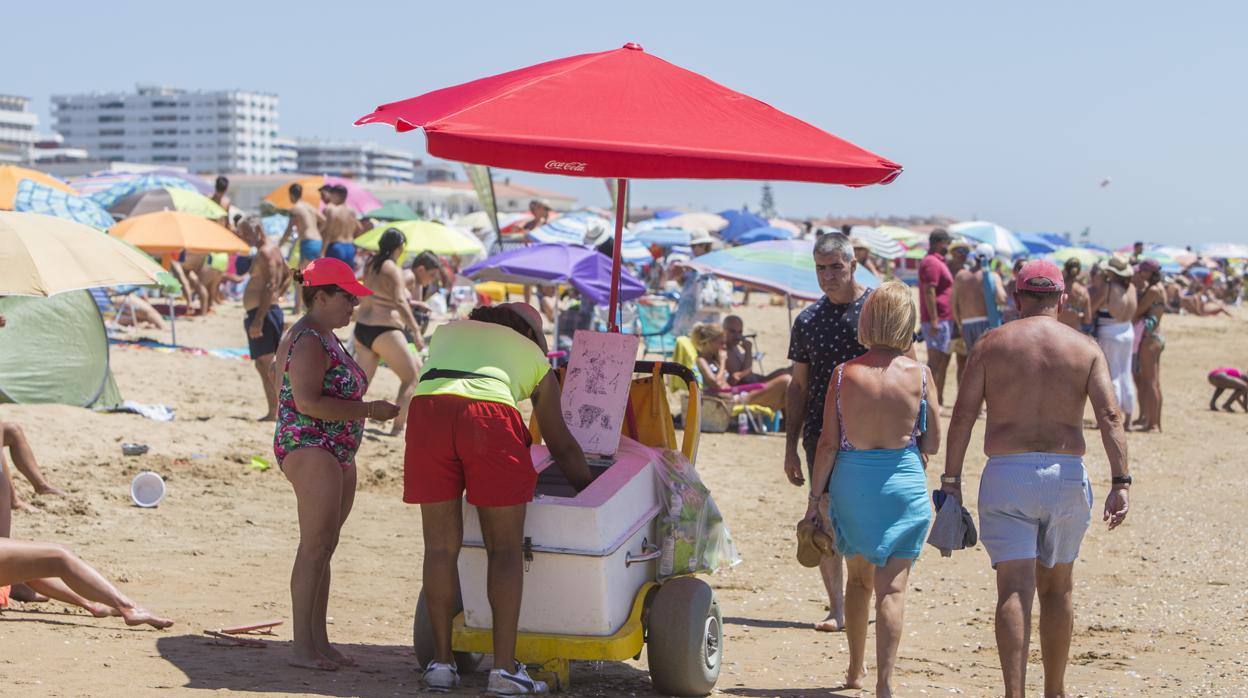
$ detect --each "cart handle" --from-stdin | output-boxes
[625,538,662,567]
[633,361,701,462]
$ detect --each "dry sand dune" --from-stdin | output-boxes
[1,299,1245,696]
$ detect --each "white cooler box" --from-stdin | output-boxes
[459,437,661,636]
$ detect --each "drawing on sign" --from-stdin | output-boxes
[576,404,605,429]
[561,330,639,456]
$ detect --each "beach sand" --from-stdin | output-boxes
[1,298,1245,697]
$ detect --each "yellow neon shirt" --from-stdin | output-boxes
[415,320,550,410]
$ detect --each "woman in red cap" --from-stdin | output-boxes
[272,257,399,671]
[1132,259,1166,431]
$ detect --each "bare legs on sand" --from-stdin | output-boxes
[996,559,1076,698]
[815,551,845,632]
[0,539,172,629]
[253,353,278,422]
[841,556,913,697]
[421,499,527,673]
[284,449,356,671]
[354,330,420,437]
[2,422,64,511]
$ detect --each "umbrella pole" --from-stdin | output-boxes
[552,298,560,363]
[169,294,177,347]
[786,293,793,329]
[607,178,628,332]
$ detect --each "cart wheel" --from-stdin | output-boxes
[413,589,484,673]
[647,577,722,696]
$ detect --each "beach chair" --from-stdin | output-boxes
[636,297,678,358]
[89,287,138,334]
[669,336,778,434]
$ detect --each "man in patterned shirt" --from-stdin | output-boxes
[784,232,873,632]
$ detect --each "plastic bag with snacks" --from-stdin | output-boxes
[653,448,741,580]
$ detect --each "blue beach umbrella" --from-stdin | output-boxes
[735,225,794,244]
[716,208,769,242]
[13,180,115,230]
[86,173,208,209]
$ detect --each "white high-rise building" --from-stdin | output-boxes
[51,85,280,174]
[272,136,299,174]
[0,94,38,164]
[294,139,417,183]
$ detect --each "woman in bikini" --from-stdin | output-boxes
[353,229,427,437]
[273,258,399,671]
[1132,259,1167,432]
[690,323,790,412]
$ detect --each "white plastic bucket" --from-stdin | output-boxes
[130,471,166,507]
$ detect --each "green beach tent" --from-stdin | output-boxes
[0,291,122,408]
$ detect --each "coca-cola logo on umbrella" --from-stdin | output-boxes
[544,160,588,172]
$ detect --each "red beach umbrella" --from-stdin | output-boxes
[356,43,902,323]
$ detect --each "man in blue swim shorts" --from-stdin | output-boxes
[321,184,362,268]
[941,260,1132,698]
[279,182,326,314]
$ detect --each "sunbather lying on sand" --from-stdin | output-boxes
[0,467,171,629]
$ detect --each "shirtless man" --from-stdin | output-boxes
[211,176,231,212]
[279,183,325,314]
[242,218,285,421]
[950,243,1006,354]
[723,315,789,385]
[942,260,1131,698]
[1057,258,1092,332]
[321,185,362,267]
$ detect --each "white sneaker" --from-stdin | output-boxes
[487,663,548,695]
[423,661,460,692]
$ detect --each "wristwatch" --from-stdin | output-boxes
[1112,475,1133,487]
[940,475,961,485]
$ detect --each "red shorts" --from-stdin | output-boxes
[403,394,537,507]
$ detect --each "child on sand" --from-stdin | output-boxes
[1208,367,1247,412]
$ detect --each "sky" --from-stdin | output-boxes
[8,1,1246,246]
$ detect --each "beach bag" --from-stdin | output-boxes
[698,396,732,433]
[653,448,740,581]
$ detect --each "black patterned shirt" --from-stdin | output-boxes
[787,288,873,451]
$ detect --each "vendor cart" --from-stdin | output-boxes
[414,360,721,695]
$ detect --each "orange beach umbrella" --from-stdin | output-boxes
[108,211,248,255]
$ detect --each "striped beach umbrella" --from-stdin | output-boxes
[687,239,879,301]
[108,187,228,220]
[83,173,210,208]
[848,225,906,260]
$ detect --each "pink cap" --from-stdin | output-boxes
[1016,260,1065,293]
[301,258,373,297]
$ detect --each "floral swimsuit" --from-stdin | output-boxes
[273,328,368,469]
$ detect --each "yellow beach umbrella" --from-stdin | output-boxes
[356,219,484,256]
[0,211,167,297]
[109,211,249,255]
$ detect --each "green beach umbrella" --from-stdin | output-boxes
[109,187,228,220]
[365,202,420,221]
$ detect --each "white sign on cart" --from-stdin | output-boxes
[560,330,639,457]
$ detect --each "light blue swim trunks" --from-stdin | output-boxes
[978,452,1093,568]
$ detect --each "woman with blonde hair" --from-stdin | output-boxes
[691,322,791,411]
[801,281,940,696]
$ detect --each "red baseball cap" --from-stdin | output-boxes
[1016,260,1065,293]
[301,258,373,297]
